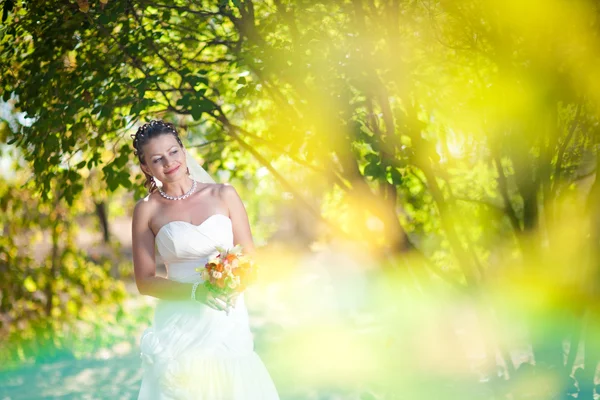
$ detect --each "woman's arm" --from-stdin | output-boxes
[221,184,255,254]
[131,197,225,309]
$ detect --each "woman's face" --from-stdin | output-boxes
[140,134,187,183]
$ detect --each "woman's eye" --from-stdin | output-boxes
[153,158,162,163]
[171,150,178,155]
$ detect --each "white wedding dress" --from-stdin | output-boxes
[137,214,280,399]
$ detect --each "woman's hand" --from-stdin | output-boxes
[197,288,231,313]
[225,292,240,309]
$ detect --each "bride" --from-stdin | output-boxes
[131,120,279,399]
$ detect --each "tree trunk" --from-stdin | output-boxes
[45,220,59,318]
[95,201,110,243]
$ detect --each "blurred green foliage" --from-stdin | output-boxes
[0,169,151,368]
[2,0,600,398]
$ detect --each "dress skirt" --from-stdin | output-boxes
[137,296,279,400]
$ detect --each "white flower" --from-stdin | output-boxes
[231,244,243,255]
[231,259,239,268]
[212,271,222,279]
[228,279,238,289]
[224,264,232,273]
[201,269,210,281]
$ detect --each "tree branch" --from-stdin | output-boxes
[136,1,220,17]
[494,155,522,233]
[552,100,583,197]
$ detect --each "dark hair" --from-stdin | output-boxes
[131,120,184,193]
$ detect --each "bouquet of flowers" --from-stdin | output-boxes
[195,244,258,302]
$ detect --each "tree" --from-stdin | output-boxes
[3,0,600,396]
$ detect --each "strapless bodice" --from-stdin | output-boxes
[155,214,234,283]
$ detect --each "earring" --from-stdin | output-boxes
[186,167,190,175]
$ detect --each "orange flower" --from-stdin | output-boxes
[198,245,257,301]
[206,261,218,269]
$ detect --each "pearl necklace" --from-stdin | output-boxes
[158,179,197,201]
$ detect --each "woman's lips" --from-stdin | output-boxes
[165,165,180,175]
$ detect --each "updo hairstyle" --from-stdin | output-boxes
[131,120,184,193]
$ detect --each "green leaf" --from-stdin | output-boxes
[64,186,75,206]
[236,87,248,98]
[364,162,383,178]
[186,75,209,90]
[136,80,148,97]
[190,99,215,120]
[390,168,403,185]
[130,98,155,116]
[190,109,202,120]
[365,153,379,163]
[100,105,113,118]
[130,101,143,116]
[177,93,193,108]
[24,276,37,292]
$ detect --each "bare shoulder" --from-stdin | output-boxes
[132,193,159,227]
[217,183,253,250]
[218,183,242,203]
[218,183,248,216]
[210,182,228,195]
